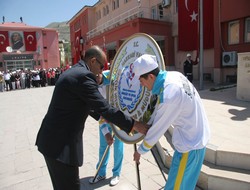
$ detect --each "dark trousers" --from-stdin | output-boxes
[5,80,11,91]
[44,156,80,190]
[185,73,193,83]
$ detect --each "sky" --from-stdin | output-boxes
[1,0,98,27]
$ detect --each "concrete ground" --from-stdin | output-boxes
[0,81,249,190]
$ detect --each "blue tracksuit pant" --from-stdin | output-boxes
[96,122,124,177]
[165,148,206,190]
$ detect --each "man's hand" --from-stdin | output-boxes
[133,150,141,164]
[132,121,149,135]
[105,133,114,146]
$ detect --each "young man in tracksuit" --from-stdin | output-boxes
[132,54,210,190]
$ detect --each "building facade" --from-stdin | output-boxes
[213,0,250,83]
[0,22,60,71]
[68,0,250,84]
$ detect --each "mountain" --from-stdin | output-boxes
[45,21,70,42]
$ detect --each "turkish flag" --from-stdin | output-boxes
[74,30,81,64]
[24,32,37,51]
[203,0,214,50]
[178,0,214,51]
[0,31,9,52]
[103,62,109,70]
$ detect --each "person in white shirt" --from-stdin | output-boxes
[132,54,210,190]
[3,71,11,91]
[20,69,26,89]
[32,71,40,87]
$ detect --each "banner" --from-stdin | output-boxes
[178,0,214,51]
[9,31,25,51]
[0,31,9,52]
[74,30,81,64]
[24,31,37,51]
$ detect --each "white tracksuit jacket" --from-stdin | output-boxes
[138,71,210,154]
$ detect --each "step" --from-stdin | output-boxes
[167,126,250,171]
[206,142,250,171]
[200,162,250,190]
[155,137,250,190]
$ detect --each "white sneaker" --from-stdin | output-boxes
[110,176,120,186]
[88,175,106,184]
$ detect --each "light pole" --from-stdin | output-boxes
[199,0,204,90]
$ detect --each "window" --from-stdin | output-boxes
[158,4,163,19]
[102,6,109,16]
[175,0,178,13]
[228,20,239,44]
[116,0,119,8]
[124,0,128,3]
[103,7,106,16]
[96,10,101,20]
[151,6,157,20]
[99,10,101,19]
[106,5,109,14]
[245,17,250,43]
[81,15,86,25]
[112,0,119,10]
[84,16,87,24]
[96,12,99,21]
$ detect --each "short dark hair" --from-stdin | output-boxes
[140,67,160,79]
[84,45,103,62]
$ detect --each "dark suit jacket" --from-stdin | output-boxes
[183,60,193,75]
[36,60,134,166]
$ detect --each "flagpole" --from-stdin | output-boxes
[199,0,204,90]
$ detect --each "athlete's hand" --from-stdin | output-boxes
[132,121,149,135]
[133,150,141,164]
[105,133,114,146]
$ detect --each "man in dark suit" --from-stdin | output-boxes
[35,45,148,190]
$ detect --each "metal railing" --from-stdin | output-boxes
[87,6,140,40]
[86,6,171,40]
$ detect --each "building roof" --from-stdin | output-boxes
[67,6,91,24]
[0,22,58,33]
[0,22,42,30]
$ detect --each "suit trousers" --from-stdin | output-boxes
[44,155,80,190]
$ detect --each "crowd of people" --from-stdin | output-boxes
[0,66,70,92]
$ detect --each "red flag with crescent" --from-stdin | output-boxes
[74,30,81,64]
[178,0,214,51]
[0,31,9,52]
[24,31,37,51]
